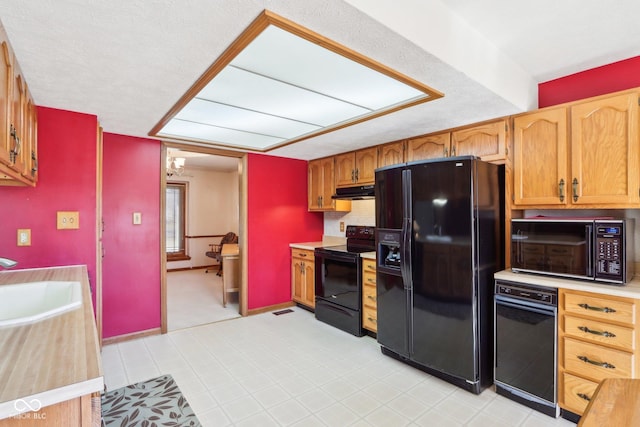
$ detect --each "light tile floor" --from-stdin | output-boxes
[102,307,576,426]
[167,269,240,331]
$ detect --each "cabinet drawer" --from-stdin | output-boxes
[363,306,377,332]
[564,315,634,351]
[564,337,633,381]
[363,284,377,308]
[292,249,314,259]
[562,372,599,415]
[362,259,377,273]
[363,271,376,287]
[564,292,635,325]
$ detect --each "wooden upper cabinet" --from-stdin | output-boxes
[451,119,508,163]
[378,140,405,168]
[308,158,323,210]
[0,42,10,167]
[570,93,640,205]
[335,152,356,188]
[355,147,377,185]
[335,147,377,187]
[407,132,450,161]
[0,26,37,187]
[308,157,350,212]
[512,107,568,206]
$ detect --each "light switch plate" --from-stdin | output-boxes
[17,229,31,246]
[57,211,80,229]
[133,212,142,225]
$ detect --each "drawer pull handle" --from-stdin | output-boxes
[367,278,376,283]
[577,393,591,402]
[367,317,377,324]
[578,326,616,338]
[578,303,616,313]
[367,295,376,301]
[367,265,376,270]
[578,355,615,369]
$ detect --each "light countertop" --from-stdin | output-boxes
[494,269,640,299]
[290,236,346,251]
[0,265,103,419]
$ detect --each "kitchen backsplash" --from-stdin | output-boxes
[324,199,375,237]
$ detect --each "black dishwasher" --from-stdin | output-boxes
[494,280,559,418]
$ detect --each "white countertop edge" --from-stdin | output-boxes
[360,251,376,260]
[0,376,104,420]
[494,270,640,299]
[0,264,87,275]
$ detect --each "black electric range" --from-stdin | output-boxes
[314,225,375,336]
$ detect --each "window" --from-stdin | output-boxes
[166,182,189,261]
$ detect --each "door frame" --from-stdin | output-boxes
[160,142,248,334]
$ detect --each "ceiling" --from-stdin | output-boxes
[1,0,639,165]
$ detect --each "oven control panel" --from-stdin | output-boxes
[495,281,557,306]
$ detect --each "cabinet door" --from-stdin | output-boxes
[406,132,450,161]
[451,119,507,163]
[9,71,26,174]
[303,261,315,308]
[354,147,377,185]
[570,93,640,205]
[512,108,568,206]
[291,256,304,302]
[308,159,323,211]
[0,41,10,167]
[378,141,404,168]
[319,157,336,210]
[334,152,355,188]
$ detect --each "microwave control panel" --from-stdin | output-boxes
[595,225,622,277]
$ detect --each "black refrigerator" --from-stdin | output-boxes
[375,156,503,394]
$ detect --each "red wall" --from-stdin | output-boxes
[246,153,324,310]
[0,107,98,289]
[101,133,161,338]
[539,56,640,107]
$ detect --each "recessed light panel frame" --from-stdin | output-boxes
[150,10,443,151]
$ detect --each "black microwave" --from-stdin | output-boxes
[511,218,634,284]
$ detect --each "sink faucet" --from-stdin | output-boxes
[0,258,18,269]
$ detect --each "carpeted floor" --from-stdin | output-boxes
[101,374,201,426]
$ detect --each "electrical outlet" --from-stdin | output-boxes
[133,212,142,225]
[17,229,31,246]
[57,211,80,229]
[340,222,345,232]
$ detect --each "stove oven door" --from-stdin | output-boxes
[314,248,363,336]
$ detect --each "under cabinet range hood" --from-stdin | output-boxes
[332,185,375,200]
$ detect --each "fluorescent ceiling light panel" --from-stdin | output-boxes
[151,11,443,151]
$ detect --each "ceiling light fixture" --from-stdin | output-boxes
[150,10,443,152]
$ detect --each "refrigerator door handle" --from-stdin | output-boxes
[401,169,413,290]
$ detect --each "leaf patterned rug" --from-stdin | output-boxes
[101,374,201,426]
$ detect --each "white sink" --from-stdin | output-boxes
[0,281,82,327]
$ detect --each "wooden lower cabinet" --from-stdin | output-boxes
[291,248,315,309]
[558,289,639,416]
[362,258,377,333]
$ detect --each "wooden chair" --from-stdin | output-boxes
[205,232,238,276]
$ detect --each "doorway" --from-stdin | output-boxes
[161,144,246,332]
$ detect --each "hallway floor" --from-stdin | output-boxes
[102,307,575,427]
[167,268,240,331]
